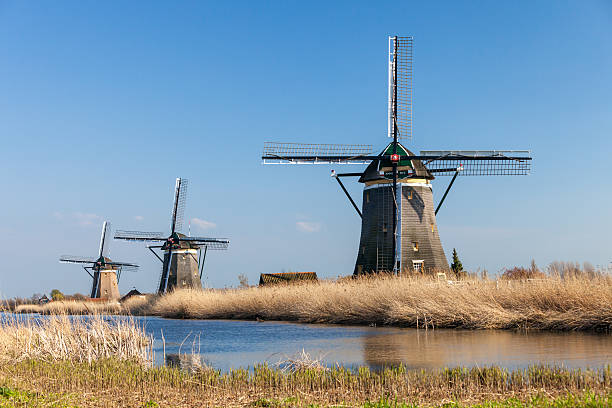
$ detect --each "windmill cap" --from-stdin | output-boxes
[358,142,433,183]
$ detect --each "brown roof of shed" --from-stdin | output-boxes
[259,272,318,286]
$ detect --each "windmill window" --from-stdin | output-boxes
[412,260,424,273]
[407,190,413,200]
[366,191,370,203]
[431,223,435,233]
[413,242,419,251]
[361,246,366,255]
[382,223,388,233]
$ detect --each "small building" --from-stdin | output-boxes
[259,272,318,286]
[120,289,146,303]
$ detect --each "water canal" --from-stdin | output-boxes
[136,317,612,371]
[8,313,610,371]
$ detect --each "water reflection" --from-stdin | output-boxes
[360,329,612,370]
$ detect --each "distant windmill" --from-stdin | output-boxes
[114,178,229,294]
[262,36,532,275]
[60,221,138,300]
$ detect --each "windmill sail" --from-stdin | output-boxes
[59,255,97,264]
[420,150,532,176]
[389,36,413,141]
[262,142,375,164]
[170,178,188,234]
[98,221,111,258]
[181,236,230,249]
[114,230,166,241]
[110,261,139,273]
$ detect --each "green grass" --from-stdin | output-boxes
[0,359,610,407]
[361,393,612,407]
[0,384,609,407]
[0,386,77,408]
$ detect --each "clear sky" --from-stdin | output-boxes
[1,1,611,297]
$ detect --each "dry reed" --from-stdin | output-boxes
[0,314,153,364]
[15,273,612,332]
[15,300,122,315]
[143,275,612,331]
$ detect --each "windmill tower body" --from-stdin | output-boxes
[159,241,201,292]
[92,264,120,301]
[355,178,448,274]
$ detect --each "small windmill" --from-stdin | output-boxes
[60,221,138,300]
[114,178,229,294]
[262,36,532,275]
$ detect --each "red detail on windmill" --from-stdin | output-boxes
[390,154,400,163]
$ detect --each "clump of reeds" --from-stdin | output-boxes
[0,315,153,364]
[146,271,612,331]
[274,349,329,373]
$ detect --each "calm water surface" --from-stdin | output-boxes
[133,317,612,371]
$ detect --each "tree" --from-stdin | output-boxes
[450,248,465,279]
[50,289,64,301]
[237,274,249,288]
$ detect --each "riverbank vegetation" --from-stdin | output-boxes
[0,358,610,407]
[0,316,609,407]
[10,261,612,332]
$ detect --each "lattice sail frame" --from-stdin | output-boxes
[420,150,532,176]
[389,36,413,141]
[182,236,230,250]
[114,230,166,241]
[262,142,374,164]
[171,178,188,234]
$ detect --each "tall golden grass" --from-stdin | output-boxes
[14,271,612,332]
[15,300,122,315]
[146,275,612,331]
[0,315,152,364]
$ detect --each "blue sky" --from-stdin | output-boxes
[0,1,611,297]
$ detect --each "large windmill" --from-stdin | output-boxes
[114,178,229,294]
[262,36,532,275]
[60,221,139,300]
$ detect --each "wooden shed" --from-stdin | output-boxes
[259,272,318,286]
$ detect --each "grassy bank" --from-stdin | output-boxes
[15,273,612,332]
[0,359,610,407]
